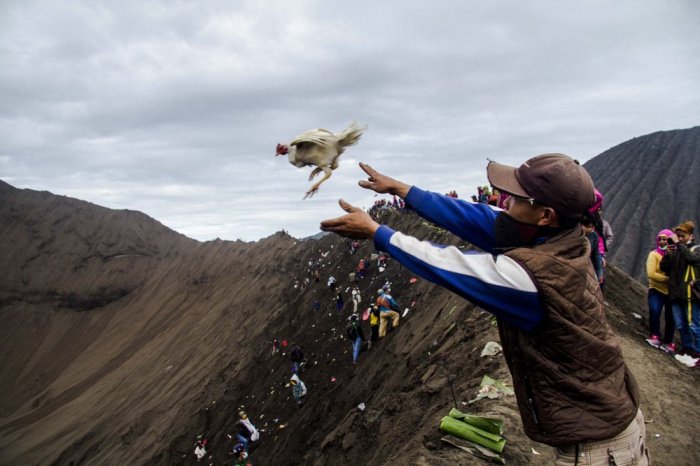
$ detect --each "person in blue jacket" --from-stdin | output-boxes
[320,155,646,465]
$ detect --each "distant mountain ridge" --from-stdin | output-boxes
[584,125,700,281]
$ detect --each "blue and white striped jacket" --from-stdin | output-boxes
[373,186,542,331]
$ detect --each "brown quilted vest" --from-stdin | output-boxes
[500,227,639,446]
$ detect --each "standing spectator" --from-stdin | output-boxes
[271,338,280,355]
[582,217,604,285]
[479,186,490,204]
[235,411,260,452]
[346,314,366,364]
[321,156,646,464]
[645,229,675,352]
[661,221,700,366]
[588,190,611,259]
[327,275,336,289]
[376,289,400,338]
[602,217,614,254]
[290,373,307,407]
[488,189,499,206]
[351,286,362,313]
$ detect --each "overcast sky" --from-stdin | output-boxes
[2,1,699,241]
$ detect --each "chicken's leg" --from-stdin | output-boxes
[308,167,322,181]
[303,168,333,199]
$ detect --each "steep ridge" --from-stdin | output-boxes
[584,126,700,281]
[0,181,698,466]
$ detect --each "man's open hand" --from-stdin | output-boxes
[320,199,380,240]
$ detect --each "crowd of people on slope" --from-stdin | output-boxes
[644,220,700,368]
[345,283,405,364]
[192,238,410,463]
[371,195,405,211]
[192,410,258,464]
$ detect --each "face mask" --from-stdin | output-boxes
[493,212,541,251]
[659,245,668,251]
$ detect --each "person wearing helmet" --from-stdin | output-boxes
[321,155,646,465]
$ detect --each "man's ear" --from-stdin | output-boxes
[537,206,559,227]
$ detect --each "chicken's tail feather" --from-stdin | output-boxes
[337,121,367,148]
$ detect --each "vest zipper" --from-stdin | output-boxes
[525,372,545,434]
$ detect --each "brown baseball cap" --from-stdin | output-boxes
[487,153,596,219]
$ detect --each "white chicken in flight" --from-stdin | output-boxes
[276,122,367,199]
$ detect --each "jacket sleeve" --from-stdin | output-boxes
[405,186,499,252]
[676,244,700,264]
[374,225,542,331]
[603,220,614,248]
[646,252,668,283]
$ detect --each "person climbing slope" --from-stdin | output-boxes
[346,313,366,364]
[289,344,305,374]
[376,289,400,338]
[235,411,260,452]
[194,439,207,462]
[231,443,251,466]
[367,304,380,349]
[351,285,362,313]
[290,373,307,407]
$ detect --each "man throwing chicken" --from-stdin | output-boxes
[320,155,647,465]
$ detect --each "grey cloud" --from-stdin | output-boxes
[1,0,699,240]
